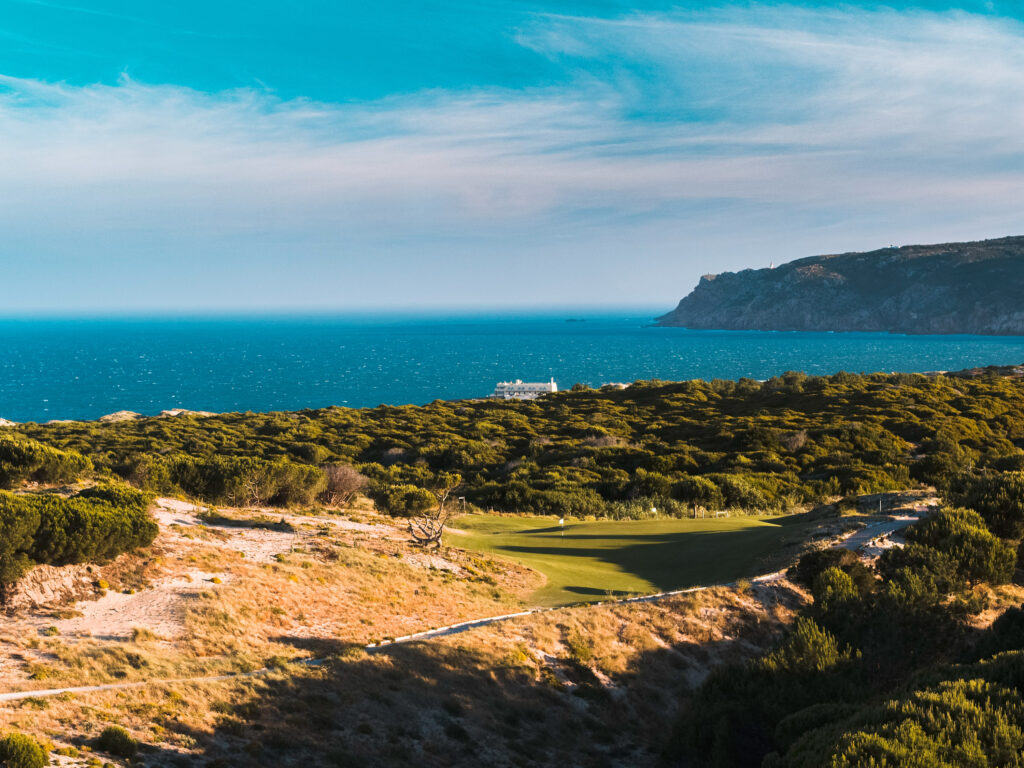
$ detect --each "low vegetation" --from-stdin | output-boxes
[0,733,46,768]
[0,484,157,593]
[13,370,1024,519]
[95,725,137,758]
[0,435,90,489]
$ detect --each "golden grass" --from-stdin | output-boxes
[0,579,807,766]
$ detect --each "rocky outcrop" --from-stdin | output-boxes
[657,236,1024,335]
[99,410,143,422]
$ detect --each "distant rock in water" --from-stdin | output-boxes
[657,236,1024,335]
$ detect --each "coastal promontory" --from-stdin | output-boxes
[657,236,1024,334]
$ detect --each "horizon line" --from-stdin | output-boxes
[0,304,670,321]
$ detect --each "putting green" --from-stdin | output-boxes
[447,514,810,606]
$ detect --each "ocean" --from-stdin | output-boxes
[2,312,1024,423]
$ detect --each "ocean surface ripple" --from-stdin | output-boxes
[2,313,1023,422]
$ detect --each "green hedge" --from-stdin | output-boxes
[0,484,157,590]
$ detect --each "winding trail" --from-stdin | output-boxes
[0,513,921,704]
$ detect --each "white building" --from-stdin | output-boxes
[492,378,558,400]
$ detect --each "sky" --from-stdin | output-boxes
[2,0,1024,313]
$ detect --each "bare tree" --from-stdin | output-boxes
[319,465,368,508]
[408,476,461,548]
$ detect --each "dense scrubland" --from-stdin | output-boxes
[14,369,1024,519]
[3,368,1024,766]
[672,499,1024,766]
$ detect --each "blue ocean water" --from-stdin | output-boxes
[2,312,1024,423]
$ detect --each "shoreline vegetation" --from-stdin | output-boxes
[8,365,1024,520]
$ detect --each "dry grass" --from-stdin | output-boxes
[0,579,807,767]
[0,500,540,696]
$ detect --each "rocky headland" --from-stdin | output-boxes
[657,236,1024,334]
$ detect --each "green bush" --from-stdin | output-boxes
[789,548,875,596]
[0,435,91,489]
[761,617,857,674]
[949,471,1024,538]
[812,568,858,614]
[95,725,137,758]
[778,652,1024,767]
[0,732,47,768]
[369,483,436,518]
[0,495,41,590]
[30,493,158,566]
[0,488,157,592]
[881,507,1016,588]
[131,454,325,507]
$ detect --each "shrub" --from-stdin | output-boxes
[789,548,875,596]
[370,483,436,518]
[673,475,725,510]
[319,465,368,507]
[0,732,47,768]
[95,726,137,758]
[762,617,856,674]
[30,493,158,566]
[0,435,91,489]
[76,482,154,512]
[883,507,1016,587]
[0,489,156,593]
[812,568,858,614]
[949,471,1024,538]
[0,494,41,589]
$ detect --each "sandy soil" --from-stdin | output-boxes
[49,569,230,640]
[154,498,389,562]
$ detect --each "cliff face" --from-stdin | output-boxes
[656,236,1024,335]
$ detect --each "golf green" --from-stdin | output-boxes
[447,514,810,606]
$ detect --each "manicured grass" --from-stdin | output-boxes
[447,514,811,606]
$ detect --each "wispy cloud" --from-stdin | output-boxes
[1,5,1023,308]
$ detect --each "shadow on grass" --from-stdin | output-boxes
[198,511,295,533]
[494,524,809,593]
[562,586,640,597]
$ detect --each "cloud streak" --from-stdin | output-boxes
[1,5,1024,308]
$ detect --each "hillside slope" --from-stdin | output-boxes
[657,236,1024,334]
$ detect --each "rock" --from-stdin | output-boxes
[657,235,1024,335]
[0,418,16,427]
[99,410,143,422]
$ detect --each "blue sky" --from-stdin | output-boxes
[2,1,1024,312]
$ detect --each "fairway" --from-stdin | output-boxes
[447,514,810,606]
